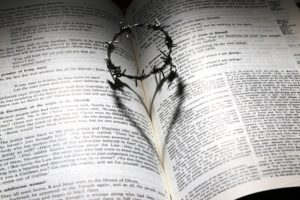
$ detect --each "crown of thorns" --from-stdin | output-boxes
[104,19,177,87]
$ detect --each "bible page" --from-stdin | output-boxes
[0,0,168,199]
[126,0,300,199]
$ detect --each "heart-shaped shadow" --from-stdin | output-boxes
[108,73,185,167]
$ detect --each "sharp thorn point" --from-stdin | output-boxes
[155,19,160,25]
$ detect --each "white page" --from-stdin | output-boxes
[0,0,168,199]
[126,0,300,199]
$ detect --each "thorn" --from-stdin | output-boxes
[160,50,168,57]
[161,71,165,78]
[155,19,161,26]
[135,78,138,86]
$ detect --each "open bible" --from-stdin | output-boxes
[1,0,300,199]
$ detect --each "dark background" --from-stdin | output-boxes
[111,0,300,12]
[112,0,132,13]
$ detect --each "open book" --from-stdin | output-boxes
[1,0,300,199]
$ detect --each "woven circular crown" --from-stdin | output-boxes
[104,19,178,87]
